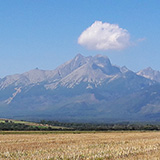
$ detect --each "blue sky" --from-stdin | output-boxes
[0,0,160,77]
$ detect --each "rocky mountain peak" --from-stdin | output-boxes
[137,67,160,82]
[51,54,89,80]
[120,66,129,73]
[74,53,84,60]
[0,53,160,122]
[93,54,111,66]
[91,54,120,75]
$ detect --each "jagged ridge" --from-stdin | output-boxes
[0,54,160,122]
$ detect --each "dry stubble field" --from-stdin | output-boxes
[0,132,160,160]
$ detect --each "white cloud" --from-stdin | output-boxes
[78,21,130,50]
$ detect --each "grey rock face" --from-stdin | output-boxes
[0,54,160,122]
[137,67,160,82]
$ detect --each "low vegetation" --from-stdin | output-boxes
[1,119,160,131]
[0,132,160,159]
[0,119,66,131]
[40,120,160,131]
[1,119,160,159]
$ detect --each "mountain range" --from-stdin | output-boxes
[0,54,160,122]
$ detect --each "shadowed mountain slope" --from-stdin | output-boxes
[0,54,160,122]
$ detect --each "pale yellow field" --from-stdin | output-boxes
[0,132,160,160]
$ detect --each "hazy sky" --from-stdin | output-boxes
[0,0,160,77]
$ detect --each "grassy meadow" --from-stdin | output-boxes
[0,131,160,159]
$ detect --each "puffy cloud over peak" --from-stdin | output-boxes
[78,21,130,51]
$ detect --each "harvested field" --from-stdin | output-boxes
[0,132,160,159]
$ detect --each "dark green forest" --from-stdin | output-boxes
[1,120,160,131]
[40,120,160,131]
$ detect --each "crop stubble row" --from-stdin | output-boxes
[0,132,160,159]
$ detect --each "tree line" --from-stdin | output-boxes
[1,120,160,131]
[40,120,160,131]
[0,120,62,131]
